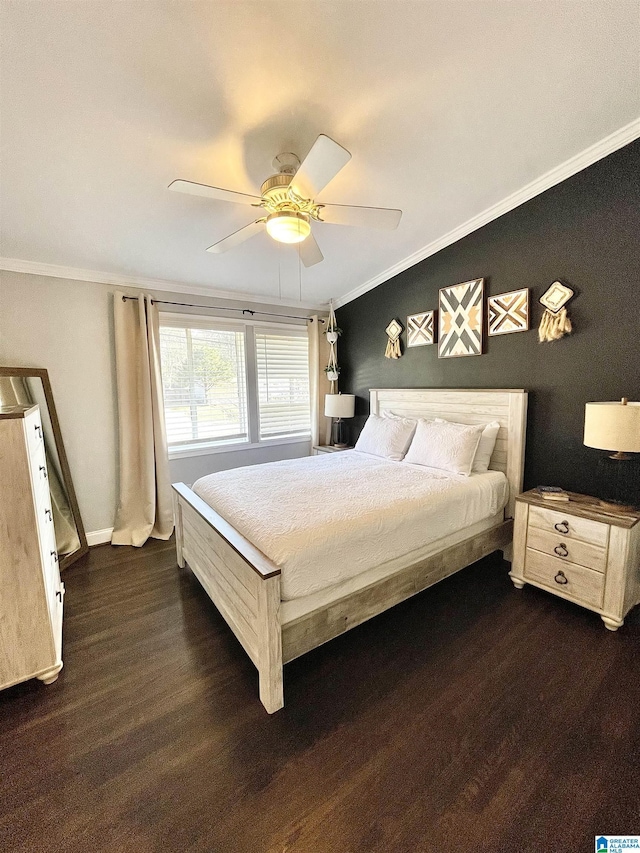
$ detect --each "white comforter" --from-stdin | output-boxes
[192,451,508,601]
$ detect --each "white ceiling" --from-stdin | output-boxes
[1,1,639,308]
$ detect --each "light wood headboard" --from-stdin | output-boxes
[370,388,528,519]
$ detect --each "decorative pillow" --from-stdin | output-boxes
[434,418,500,474]
[382,410,420,427]
[403,419,484,476]
[354,413,417,461]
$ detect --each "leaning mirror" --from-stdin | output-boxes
[0,367,89,569]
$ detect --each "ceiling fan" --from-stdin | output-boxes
[168,134,402,267]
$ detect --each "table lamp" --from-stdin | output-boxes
[324,393,355,448]
[584,398,640,508]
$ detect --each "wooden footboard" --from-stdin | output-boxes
[174,482,513,714]
[173,483,284,713]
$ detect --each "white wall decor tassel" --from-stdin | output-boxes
[385,318,403,359]
[538,306,572,342]
[538,281,575,343]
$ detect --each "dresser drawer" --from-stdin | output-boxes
[32,467,53,523]
[528,504,609,548]
[52,582,64,662]
[526,526,607,573]
[25,408,45,458]
[524,548,604,609]
[28,442,50,493]
[36,509,60,614]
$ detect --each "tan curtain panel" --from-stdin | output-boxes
[111,292,173,547]
[307,315,332,448]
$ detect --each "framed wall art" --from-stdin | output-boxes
[538,280,575,342]
[407,311,435,347]
[384,318,403,359]
[488,288,530,336]
[438,278,484,358]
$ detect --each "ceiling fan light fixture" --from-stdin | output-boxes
[265,211,311,244]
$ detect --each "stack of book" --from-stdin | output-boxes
[536,485,569,502]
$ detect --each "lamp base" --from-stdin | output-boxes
[595,455,640,510]
[331,418,349,448]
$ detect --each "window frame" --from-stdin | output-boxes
[159,313,311,459]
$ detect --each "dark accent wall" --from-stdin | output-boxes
[336,139,640,496]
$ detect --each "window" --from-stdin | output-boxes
[256,329,311,440]
[159,323,248,447]
[159,315,310,455]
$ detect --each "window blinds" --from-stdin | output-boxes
[255,330,311,440]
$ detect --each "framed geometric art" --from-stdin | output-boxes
[539,280,574,313]
[438,278,484,358]
[488,288,530,336]
[407,311,435,347]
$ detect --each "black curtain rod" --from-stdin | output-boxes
[120,294,324,322]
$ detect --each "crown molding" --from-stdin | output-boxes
[2,118,638,313]
[334,117,640,308]
[0,257,328,312]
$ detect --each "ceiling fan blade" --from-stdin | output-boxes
[316,203,402,230]
[206,220,265,253]
[289,135,351,200]
[169,179,261,206]
[298,231,324,267]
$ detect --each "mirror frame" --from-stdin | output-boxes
[0,366,89,569]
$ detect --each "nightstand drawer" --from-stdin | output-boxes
[526,526,607,573]
[524,548,604,609]
[528,505,609,548]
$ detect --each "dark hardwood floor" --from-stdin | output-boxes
[1,539,639,852]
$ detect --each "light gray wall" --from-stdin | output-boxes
[0,270,311,534]
[0,271,118,533]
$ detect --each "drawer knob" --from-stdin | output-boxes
[554,543,569,558]
[50,550,58,562]
[44,508,52,521]
[554,521,570,534]
[34,425,42,439]
[554,570,569,585]
[56,590,63,602]
[39,465,48,479]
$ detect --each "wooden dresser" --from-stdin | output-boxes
[510,490,640,630]
[0,405,65,690]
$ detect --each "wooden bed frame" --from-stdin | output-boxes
[172,388,528,713]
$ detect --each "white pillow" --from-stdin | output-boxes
[403,419,484,476]
[382,410,414,421]
[382,410,423,428]
[434,418,500,474]
[354,413,416,461]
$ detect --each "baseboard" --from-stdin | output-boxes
[87,527,114,546]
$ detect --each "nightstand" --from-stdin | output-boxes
[510,490,640,630]
[312,445,353,455]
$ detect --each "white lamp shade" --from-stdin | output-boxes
[324,394,355,419]
[584,401,640,452]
